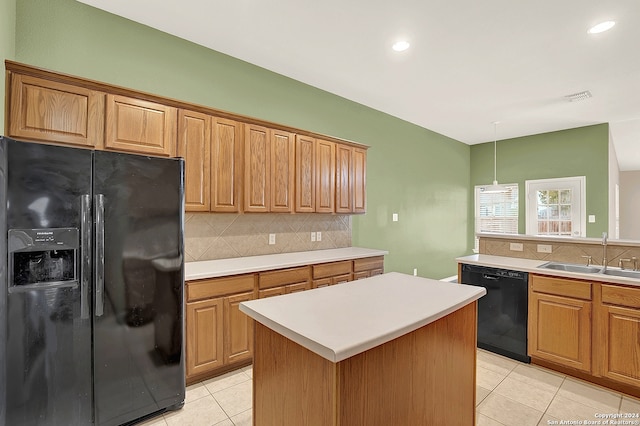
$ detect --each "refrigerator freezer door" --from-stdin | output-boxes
[92,151,185,426]
[2,139,93,426]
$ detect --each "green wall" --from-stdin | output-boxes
[14,0,471,278]
[469,124,609,247]
[1,0,17,132]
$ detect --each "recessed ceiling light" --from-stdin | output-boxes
[392,41,410,52]
[588,21,616,34]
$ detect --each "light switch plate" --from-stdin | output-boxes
[269,233,276,245]
[588,215,596,223]
[537,244,552,253]
[392,213,398,222]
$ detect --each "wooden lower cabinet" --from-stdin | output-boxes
[353,256,384,280]
[312,261,352,288]
[224,291,254,364]
[186,298,224,377]
[529,291,592,372]
[186,274,256,383]
[528,275,592,373]
[259,267,311,298]
[598,284,640,387]
[186,256,385,384]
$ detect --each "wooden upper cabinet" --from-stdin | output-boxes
[315,139,336,213]
[244,124,271,212]
[9,74,105,148]
[335,144,353,214]
[295,135,315,213]
[353,147,367,213]
[178,110,211,211]
[105,94,177,156]
[270,130,295,213]
[211,118,243,212]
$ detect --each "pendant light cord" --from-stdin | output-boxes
[493,122,498,184]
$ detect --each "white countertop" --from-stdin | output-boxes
[185,247,388,281]
[239,272,486,363]
[457,254,640,287]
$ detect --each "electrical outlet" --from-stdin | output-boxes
[311,232,316,242]
[510,243,524,252]
[316,231,322,241]
[588,215,596,223]
[413,268,417,276]
[537,244,552,253]
[269,233,276,245]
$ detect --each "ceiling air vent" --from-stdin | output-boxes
[565,90,592,102]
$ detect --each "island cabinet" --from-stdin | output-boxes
[312,261,352,288]
[185,274,256,383]
[240,272,484,426]
[528,274,592,373]
[353,256,384,280]
[8,73,105,149]
[258,266,312,298]
[597,284,640,388]
[105,94,177,157]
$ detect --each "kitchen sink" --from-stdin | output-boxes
[538,262,601,274]
[600,268,640,279]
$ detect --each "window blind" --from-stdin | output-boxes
[474,184,519,251]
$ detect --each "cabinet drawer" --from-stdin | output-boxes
[602,284,640,309]
[531,275,592,300]
[259,267,310,289]
[353,256,384,273]
[187,274,255,302]
[313,261,352,279]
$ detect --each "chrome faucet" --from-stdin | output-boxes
[601,232,608,272]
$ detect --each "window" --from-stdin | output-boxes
[525,177,585,237]
[474,184,519,251]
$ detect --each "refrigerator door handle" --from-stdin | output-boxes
[94,194,105,317]
[80,194,92,319]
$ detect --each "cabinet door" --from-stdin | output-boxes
[270,130,295,212]
[186,298,224,378]
[315,139,336,213]
[105,94,177,156]
[178,110,211,211]
[352,147,367,213]
[259,286,286,298]
[312,278,332,289]
[9,74,105,148]
[295,135,315,212]
[244,124,270,212]
[211,118,242,212]
[335,144,353,213]
[224,292,254,365]
[286,282,311,294]
[331,273,352,285]
[528,292,591,372]
[598,284,640,387]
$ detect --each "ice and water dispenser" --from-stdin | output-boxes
[8,228,78,290]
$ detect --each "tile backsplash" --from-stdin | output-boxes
[479,236,640,267]
[184,213,352,262]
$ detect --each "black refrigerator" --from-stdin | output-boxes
[0,137,186,425]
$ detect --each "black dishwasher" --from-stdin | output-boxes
[461,264,530,363]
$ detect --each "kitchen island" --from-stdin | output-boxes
[240,272,486,425]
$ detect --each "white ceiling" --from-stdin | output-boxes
[78,0,640,170]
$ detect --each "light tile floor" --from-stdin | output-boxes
[139,350,640,425]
